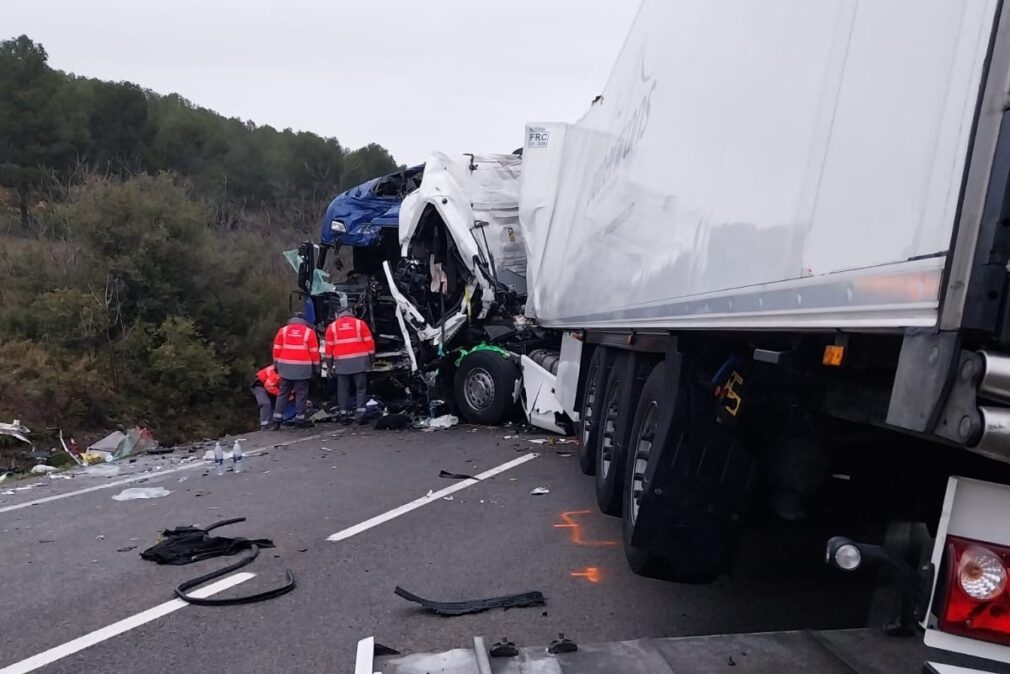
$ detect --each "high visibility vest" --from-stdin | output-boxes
[272,321,320,380]
[256,365,281,396]
[324,316,375,360]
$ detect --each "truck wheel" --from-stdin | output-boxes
[577,348,608,476]
[622,364,671,578]
[454,350,518,425]
[594,353,641,516]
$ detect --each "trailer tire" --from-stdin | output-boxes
[594,353,643,516]
[622,365,671,578]
[454,351,518,425]
[577,348,609,475]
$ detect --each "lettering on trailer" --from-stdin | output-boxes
[587,50,657,202]
[528,126,550,148]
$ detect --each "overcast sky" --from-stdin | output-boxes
[1,0,640,165]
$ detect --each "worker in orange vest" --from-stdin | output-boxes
[324,308,376,420]
[251,364,281,429]
[271,312,321,428]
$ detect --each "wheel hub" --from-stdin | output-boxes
[630,401,658,524]
[463,368,496,411]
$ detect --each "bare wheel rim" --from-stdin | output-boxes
[630,401,658,524]
[464,368,496,411]
[600,383,621,478]
[581,365,599,446]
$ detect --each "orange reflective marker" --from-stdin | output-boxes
[570,567,602,583]
[553,510,618,547]
[823,344,845,367]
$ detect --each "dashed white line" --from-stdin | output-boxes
[327,452,540,542]
[0,572,256,674]
[0,432,330,515]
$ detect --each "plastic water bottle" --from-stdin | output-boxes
[213,441,225,476]
[232,440,244,474]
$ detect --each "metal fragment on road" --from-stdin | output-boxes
[394,586,546,616]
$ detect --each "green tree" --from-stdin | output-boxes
[0,36,86,226]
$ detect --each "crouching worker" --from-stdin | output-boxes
[324,308,375,421]
[251,364,281,429]
[272,312,320,428]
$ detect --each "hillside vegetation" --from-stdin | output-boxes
[0,35,398,447]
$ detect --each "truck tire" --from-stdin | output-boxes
[594,353,642,516]
[577,348,608,475]
[622,364,671,578]
[622,359,753,581]
[454,350,518,425]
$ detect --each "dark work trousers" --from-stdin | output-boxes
[251,386,275,427]
[273,378,309,421]
[337,372,368,412]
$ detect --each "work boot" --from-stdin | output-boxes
[293,417,312,429]
[272,419,282,431]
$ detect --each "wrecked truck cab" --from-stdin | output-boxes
[320,164,424,249]
[307,151,567,429]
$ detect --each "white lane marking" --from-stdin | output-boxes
[0,432,330,515]
[327,452,539,542]
[354,636,375,674]
[0,572,255,674]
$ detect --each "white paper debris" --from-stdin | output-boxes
[30,465,58,474]
[529,486,550,495]
[85,464,120,478]
[443,495,454,501]
[528,439,548,445]
[111,486,171,501]
[428,414,459,429]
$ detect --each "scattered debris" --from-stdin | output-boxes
[88,428,158,462]
[48,473,74,480]
[111,486,171,501]
[442,495,454,501]
[394,586,546,616]
[438,469,480,481]
[95,535,105,541]
[116,545,137,553]
[556,450,575,457]
[85,464,120,478]
[428,414,459,429]
[528,438,548,445]
[375,413,411,430]
[530,487,551,495]
[0,473,7,484]
[0,419,31,445]
[30,464,57,475]
[88,431,126,453]
[426,489,434,497]
[178,476,188,483]
[141,517,295,605]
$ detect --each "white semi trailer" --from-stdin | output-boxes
[346,0,1010,669]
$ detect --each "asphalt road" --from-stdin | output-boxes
[0,425,875,673]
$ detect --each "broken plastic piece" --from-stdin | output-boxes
[489,638,519,658]
[85,464,120,477]
[0,419,31,445]
[529,487,550,495]
[394,586,546,616]
[111,486,171,501]
[438,469,481,481]
[428,414,459,429]
[547,633,578,654]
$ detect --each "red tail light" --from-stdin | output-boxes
[938,535,1010,645]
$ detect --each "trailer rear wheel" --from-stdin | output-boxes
[454,351,518,425]
[622,366,670,577]
[594,353,645,516]
[577,348,608,475]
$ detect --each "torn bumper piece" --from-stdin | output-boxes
[394,586,545,616]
